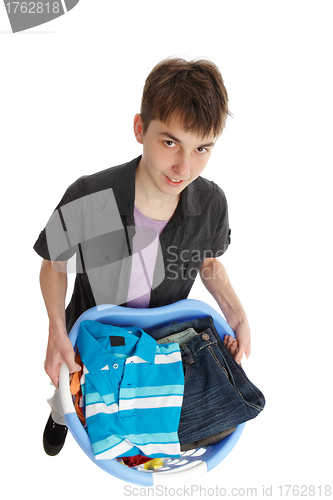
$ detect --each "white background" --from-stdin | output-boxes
[1,1,332,498]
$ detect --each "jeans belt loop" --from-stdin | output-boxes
[182,343,194,364]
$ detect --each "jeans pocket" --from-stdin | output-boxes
[207,344,231,381]
[218,344,265,412]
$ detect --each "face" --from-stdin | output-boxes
[134,114,216,200]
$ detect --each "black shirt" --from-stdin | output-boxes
[34,156,231,332]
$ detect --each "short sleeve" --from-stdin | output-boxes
[33,211,76,261]
[33,178,84,261]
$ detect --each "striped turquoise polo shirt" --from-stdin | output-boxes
[76,320,184,460]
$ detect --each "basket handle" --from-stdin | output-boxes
[59,361,76,416]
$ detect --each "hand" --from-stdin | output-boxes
[233,320,251,364]
[44,325,81,388]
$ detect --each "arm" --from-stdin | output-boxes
[199,257,251,364]
[40,259,80,387]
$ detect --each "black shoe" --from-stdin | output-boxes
[43,414,68,456]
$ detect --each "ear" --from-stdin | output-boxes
[133,114,144,144]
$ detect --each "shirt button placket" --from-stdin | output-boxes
[124,360,135,412]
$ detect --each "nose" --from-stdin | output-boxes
[173,152,191,178]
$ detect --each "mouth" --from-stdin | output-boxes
[166,175,183,184]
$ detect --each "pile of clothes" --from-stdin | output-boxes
[70,316,265,467]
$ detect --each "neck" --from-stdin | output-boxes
[135,159,180,221]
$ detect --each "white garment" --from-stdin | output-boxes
[48,389,65,426]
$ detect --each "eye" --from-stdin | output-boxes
[164,140,176,148]
[196,147,208,154]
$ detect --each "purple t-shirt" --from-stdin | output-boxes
[126,206,168,308]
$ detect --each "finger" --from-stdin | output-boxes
[245,347,251,359]
[224,334,236,348]
[46,364,60,389]
[62,350,81,375]
[226,335,234,348]
[229,339,238,357]
[243,341,251,360]
[234,349,244,364]
[235,342,252,364]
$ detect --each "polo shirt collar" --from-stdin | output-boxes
[77,320,156,374]
[112,156,202,220]
[131,329,157,364]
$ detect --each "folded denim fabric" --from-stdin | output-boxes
[150,316,265,445]
[157,323,236,447]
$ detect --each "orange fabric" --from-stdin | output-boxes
[70,352,86,426]
[70,371,81,396]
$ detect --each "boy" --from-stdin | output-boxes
[34,57,251,456]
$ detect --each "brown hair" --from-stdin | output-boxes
[140,57,232,138]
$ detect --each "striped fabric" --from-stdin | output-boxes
[76,320,184,460]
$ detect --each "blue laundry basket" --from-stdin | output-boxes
[59,299,245,486]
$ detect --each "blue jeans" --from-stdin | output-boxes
[150,316,265,445]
